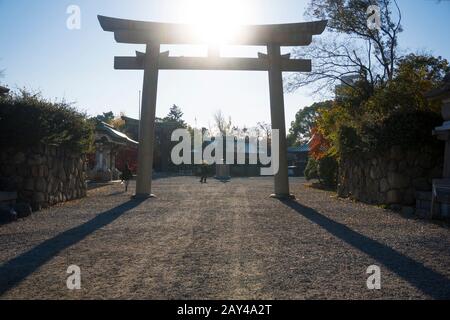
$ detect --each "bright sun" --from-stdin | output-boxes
[181,0,249,45]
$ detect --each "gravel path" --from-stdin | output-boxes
[0,177,449,299]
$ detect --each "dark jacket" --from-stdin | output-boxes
[201,163,208,175]
[121,166,133,181]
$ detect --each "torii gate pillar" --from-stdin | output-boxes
[135,43,160,198]
[268,44,294,199]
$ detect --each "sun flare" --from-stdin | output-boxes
[181,0,250,45]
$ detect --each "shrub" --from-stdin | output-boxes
[337,125,363,156]
[0,89,94,153]
[317,156,338,187]
[362,110,442,152]
[304,157,319,180]
[337,110,443,156]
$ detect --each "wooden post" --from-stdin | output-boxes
[135,43,160,198]
[267,44,294,199]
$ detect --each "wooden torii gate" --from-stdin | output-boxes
[98,15,327,199]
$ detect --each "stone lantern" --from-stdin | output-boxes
[425,73,450,218]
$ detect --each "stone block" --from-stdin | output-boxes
[35,177,47,193]
[31,166,40,177]
[387,190,402,204]
[398,161,408,173]
[379,178,389,193]
[58,168,67,181]
[401,206,415,216]
[406,150,417,166]
[42,165,49,177]
[24,178,34,191]
[402,189,416,205]
[390,146,403,161]
[409,166,424,179]
[12,176,23,189]
[388,172,410,189]
[2,164,15,176]
[14,203,32,218]
[17,164,28,176]
[27,154,45,166]
[416,153,433,169]
[388,161,398,172]
[413,177,430,191]
[13,152,26,164]
[32,192,46,204]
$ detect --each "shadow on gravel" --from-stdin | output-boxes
[282,200,450,299]
[0,198,145,296]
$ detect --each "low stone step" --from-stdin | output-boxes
[0,206,18,223]
[415,191,432,201]
[436,191,450,203]
[416,201,431,211]
[415,208,430,219]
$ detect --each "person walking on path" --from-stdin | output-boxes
[200,161,208,184]
[121,162,133,192]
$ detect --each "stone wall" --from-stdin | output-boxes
[0,144,87,210]
[338,145,443,206]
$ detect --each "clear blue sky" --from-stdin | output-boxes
[0,0,449,129]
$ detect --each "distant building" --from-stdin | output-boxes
[121,115,179,172]
[0,86,10,97]
[87,121,138,182]
[121,116,307,177]
[287,144,309,176]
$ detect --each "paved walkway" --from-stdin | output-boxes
[0,177,449,299]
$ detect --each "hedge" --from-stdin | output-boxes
[338,110,443,156]
[0,90,94,153]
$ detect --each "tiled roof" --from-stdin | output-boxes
[0,86,10,96]
[96,121,138,145]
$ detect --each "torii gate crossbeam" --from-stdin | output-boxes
[98,15,327,199]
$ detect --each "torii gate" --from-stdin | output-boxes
[98,15,327,199]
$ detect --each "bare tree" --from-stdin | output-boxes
[257,122,272,139]
[286,0,403,97]
[213,110,233,135]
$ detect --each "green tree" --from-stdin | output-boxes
[0,89,94,153]
[304,158,319,180]
[287,101,332,146]
[162,104,187,128]
[286,0,403,96]
[317,156,338,186]
[363,54,449,118]
[96,111,115,124]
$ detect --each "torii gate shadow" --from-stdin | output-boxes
[281,200,450,299]
[0,198,145,297]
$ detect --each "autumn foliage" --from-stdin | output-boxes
[309,127,330,160]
